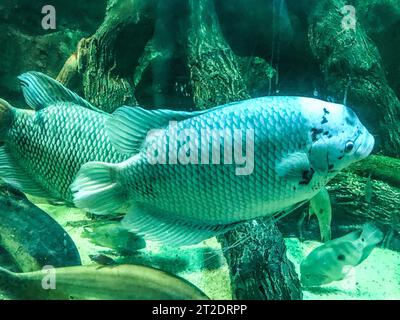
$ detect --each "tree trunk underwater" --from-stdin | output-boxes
[218,219,303,300]
[77,0,157,113]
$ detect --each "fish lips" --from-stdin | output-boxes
[354,131,375,160]
[300,272,332,287]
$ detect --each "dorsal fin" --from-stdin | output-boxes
[106,99,246,155]
[107,106,207,155]
[18,71,104,113]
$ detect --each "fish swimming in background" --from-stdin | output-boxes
[300,223,384,287]
[72,96,375,246]
[0,72,128,204]
[82,221,146,253]
[0,264,209,300]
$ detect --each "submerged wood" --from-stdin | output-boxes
[77,0,157,112]
[308,0,400,157]
[218,219,303,300]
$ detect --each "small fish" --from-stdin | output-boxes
[0,72,128,204]
[72,96,374,246]
[0,264,209,300]
[88,254,116,266]
[308,187,332,241]
[300,223,384,287]
[82,221,146,253]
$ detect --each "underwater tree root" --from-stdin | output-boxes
[217,219,302,300]
[75,0,157,113]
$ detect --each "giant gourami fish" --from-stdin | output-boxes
[0,72,128,204]
[72,95,375,246]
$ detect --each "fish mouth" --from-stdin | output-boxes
[354,131,375,160]
[300,274,330,287]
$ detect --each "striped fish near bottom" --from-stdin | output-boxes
[300,223,384,287]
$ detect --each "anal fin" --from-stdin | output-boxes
[121,203,239,247]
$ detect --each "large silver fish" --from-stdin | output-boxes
[72,96,375,246]
[300,223,384,287]
[0,72,128,204]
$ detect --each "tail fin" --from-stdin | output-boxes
[71,162,127,215]
[359,223,384,262]
[0,98,14,140]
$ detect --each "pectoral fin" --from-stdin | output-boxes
[276,152,314,185]
[309,187,332,242]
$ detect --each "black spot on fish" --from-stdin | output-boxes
[321,116,328,125]
[337,254,346,261]
[310,128,323,142]
[299,168,315,185]
[323,131,329,136]
[337,155,344,160]
[345,108,356,125]
[328,164,334,170]
[323,107,330,115]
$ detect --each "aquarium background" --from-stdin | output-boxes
[0,0,399,300]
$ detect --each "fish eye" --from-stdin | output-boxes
[337,254,346,261]
[344,141,354,153]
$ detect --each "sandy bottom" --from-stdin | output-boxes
[7,199,400,300]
